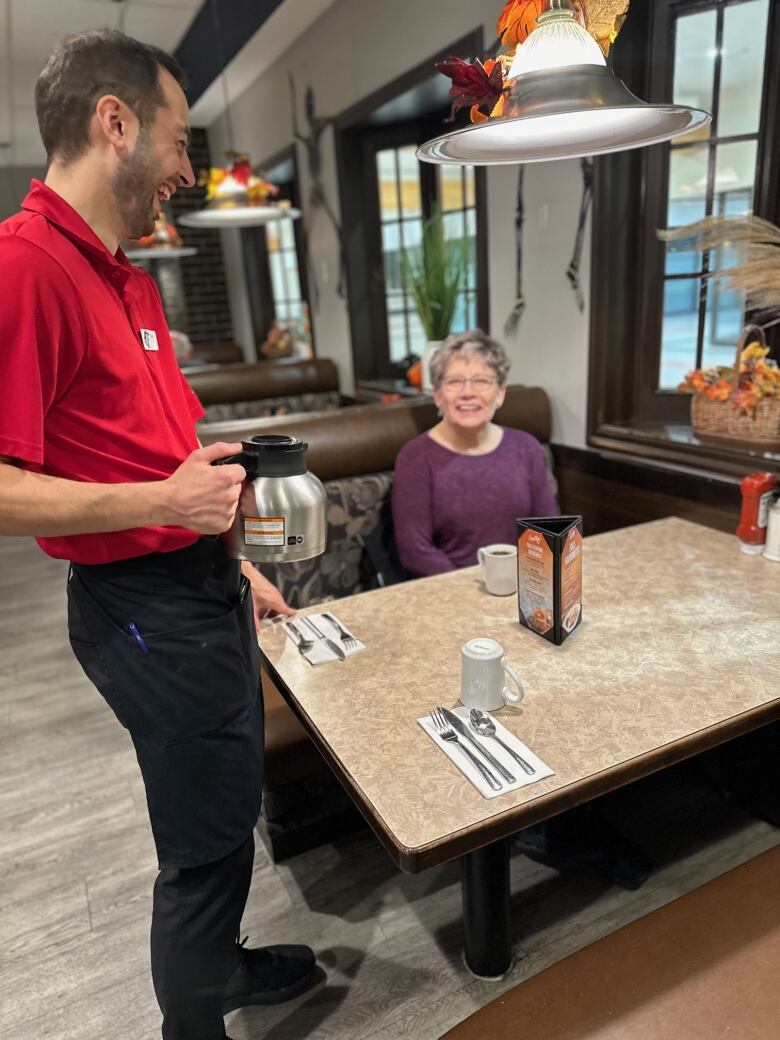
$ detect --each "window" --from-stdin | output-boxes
[439,164,479,338]
[658,0,770,389]
[240,149,313,358]
[334,29,488,383]
[376,146,478,362]
[266,218,306,326]
[588,0,780,471]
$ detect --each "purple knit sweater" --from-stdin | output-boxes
[391,428,558,577]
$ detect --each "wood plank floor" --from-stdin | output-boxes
[1,535,777,1040]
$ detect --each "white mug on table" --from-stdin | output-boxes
[478,543,517,596]
[460,638,524,712]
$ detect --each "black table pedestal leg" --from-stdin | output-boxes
[461,838,512,979]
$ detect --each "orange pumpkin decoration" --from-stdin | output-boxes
[406,360,423,388]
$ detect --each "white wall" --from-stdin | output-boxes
[209,0,591,447]
[0,166,45,221]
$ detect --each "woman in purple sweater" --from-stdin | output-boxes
[392,330,557,577]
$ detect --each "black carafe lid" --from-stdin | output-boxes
[243,435,308,477]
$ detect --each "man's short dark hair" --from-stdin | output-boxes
[35,30,187,163]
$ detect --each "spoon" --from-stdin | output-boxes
[469,708,536,776]
[287,621,314,654]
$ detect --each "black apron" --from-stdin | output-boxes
[67,539,263,869]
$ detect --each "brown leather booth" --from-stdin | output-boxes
[190,342,243,365]
[186,358,340,407]
[198,384,552,471]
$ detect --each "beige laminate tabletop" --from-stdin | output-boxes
[258,518,780,872]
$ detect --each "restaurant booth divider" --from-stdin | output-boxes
[199,385,554,860]
[189,357,344,424]
[189,341,243,365]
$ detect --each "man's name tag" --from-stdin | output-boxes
[140,329,159,352]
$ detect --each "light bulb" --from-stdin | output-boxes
[509,8,606,79]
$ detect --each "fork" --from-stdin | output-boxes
[322,612,359,652]
[430,707,502,792]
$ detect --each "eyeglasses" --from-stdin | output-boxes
[441,377,497,393]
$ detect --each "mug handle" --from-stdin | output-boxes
[477,547,487,567]
[501,658,524,704]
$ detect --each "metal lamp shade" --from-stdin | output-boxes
[416,64,711,165]
[178,204,302,228]
[124,246,199,260]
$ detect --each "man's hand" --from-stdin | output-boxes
[162,442,246,533]
[241,561,295,627]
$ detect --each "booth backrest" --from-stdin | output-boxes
[198,384,552,480]
[191,342,243,365]
[187,358,340,406]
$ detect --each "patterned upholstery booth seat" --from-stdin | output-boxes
[199,386,554,859]
[187,358,344,425]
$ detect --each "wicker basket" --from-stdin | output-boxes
[690,325,780,450]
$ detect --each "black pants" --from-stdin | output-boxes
[152,833,255,1040]
[67,540,264,1038]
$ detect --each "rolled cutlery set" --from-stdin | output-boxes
[420,705,553,798]
[283,613,365,665]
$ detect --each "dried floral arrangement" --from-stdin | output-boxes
[199,151,280,206]
[660,217,780,437]
[660,215,780,331]
[436,1,630,125]
[679,339,780,416]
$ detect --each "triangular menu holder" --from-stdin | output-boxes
[517,516,583,645]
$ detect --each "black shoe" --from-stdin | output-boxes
[223,940,317,1014]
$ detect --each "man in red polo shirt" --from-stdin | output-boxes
[0,30,316,1040]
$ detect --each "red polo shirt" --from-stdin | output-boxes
[0,181,206,564]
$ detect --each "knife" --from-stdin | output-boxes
[440,707,516,783]
[302,615,346,661]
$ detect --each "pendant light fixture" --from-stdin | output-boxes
[417,0,711,165]
[124,211,199,260]
[178,153,301,228]
[178,1,301,228]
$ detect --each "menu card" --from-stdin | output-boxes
[517,515,583,645]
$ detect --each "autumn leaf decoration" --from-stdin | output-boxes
[497,0,547,48]
[438,1,630,127]
[574,0,630,56]
[435,57,506,123]
[499,1,630,57]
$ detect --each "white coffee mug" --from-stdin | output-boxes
[477,543,518,596]
[460,638,524,712]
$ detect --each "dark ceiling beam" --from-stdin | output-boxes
[175,0,284,106]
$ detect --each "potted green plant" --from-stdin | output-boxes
[401,207,470,391]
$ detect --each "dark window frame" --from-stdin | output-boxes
[334,28,489,382]
[587,0,780,476]
[240,146,314,358]
[365,123,483,369]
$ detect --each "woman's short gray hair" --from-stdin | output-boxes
[429,329,511,388]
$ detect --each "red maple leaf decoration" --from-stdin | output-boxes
[231,159,254,186]
[435,57,505,122]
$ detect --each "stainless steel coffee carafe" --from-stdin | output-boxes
[214,436,327,563]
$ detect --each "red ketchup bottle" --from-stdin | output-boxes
[737,471,778,554]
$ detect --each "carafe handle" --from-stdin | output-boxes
[211,450,258,479]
